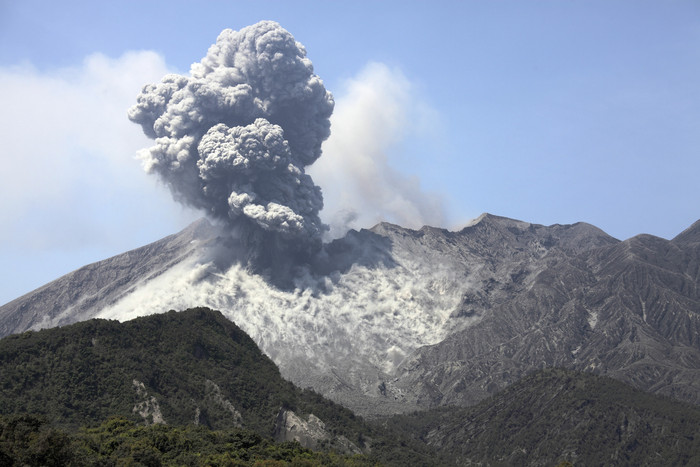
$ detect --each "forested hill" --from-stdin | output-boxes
[381,368,700,466]
[0,307,439,465]
[4,307,700,465]
[1,307,294,432]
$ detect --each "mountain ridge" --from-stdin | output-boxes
[0,218,218,337]
[673,218,700,245]
[390,221,700,409]
[1,214,698,417]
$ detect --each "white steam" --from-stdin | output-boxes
[311,63,445,238]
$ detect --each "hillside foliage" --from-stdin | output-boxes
[0,414,377,466]
[3,308,700,465]
[0,307,439,466]
[0,308,352,435]
[380,368,700,466]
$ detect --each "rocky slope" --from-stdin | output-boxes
[1,214,698,417]
[389,217,700,409]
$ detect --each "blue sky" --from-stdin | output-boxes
[1,0,699,304]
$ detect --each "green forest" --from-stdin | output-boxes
[0,414,377,466]
[2,308,699,466]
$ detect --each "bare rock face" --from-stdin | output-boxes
[1,213,698,416]
[132,379,166,425]
[390,219,700,409]
[274,409,361,454]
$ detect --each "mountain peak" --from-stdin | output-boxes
[672,218,700,245]
[460,212,503,228]
[367,221,408,236]
[458,212,535,231]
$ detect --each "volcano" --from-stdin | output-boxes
[2,214,699,417]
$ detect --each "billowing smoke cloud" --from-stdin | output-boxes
[129,21,333,255]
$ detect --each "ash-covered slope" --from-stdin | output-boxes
[1,214,699,417]
[392,218,700,409]
[0,219,218,337]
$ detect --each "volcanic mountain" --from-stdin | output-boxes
[1,214,699,416]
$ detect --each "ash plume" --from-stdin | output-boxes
[128,21,334,267]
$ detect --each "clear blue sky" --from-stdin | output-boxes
[1,0,699,305]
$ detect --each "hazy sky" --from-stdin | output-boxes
[1,0,699,305]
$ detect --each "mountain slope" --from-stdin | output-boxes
[0,308,448,465]
[0,219,218,337]
[391,223,700,409]
[1,214,698,417]
[672,218,700,246]
[381,368,700,466]
[0,307,373,453]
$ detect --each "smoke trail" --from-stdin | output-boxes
[128,21,333,262]
[309,63,445,238]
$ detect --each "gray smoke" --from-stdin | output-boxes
[128,21,333,258]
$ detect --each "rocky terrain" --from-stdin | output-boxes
[3,307,699,465]
[1,214,698,417]
[390,217,700,409]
